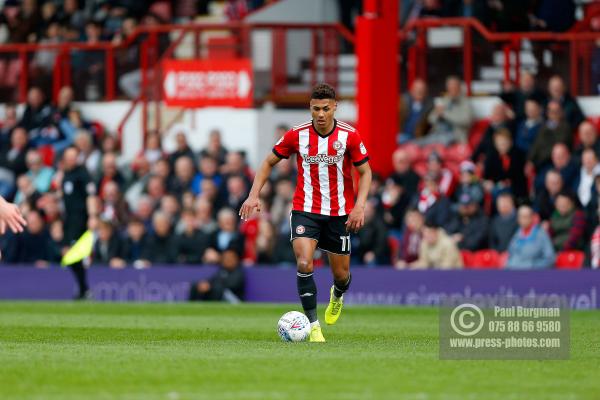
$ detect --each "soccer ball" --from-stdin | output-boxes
[277,311,311,342]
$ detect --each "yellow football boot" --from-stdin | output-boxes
[309,324,326,342]
[324,286,344,325]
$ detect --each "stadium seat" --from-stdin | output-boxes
[0,61,6,86]
[483,190,493,215]
[460,250,474,267]
[445,161,461,177]
[463,249,504,269]
[555,251,585,270]
[498,252,509,267]
[388,236,401,265]
[413,160,428,177]
[397,142,421,162]
[445,143,472,163]
[90,121,106,145]
[421,143,445,160]
[587,116,600,134]
[239,219,259,263]
[38,146,55,167]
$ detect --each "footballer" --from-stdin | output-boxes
[239,83,372,342]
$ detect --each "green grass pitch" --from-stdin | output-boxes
[0,302,599,400]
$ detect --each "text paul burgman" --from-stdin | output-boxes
[494,306,561,318]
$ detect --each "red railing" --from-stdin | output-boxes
[0,22,353,100]
[112,22,352,142]
[0,22,353,145]
[400,17,600,96]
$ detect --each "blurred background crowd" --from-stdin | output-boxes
[1,68,599,270]
[0,0,598,272]
[401,0,584,32]
[0,0,276,100]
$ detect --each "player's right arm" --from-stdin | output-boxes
[239,152,281,220]
[240,129,297,220]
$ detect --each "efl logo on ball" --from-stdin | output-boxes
[296,225,305,235]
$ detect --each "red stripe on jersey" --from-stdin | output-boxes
[293,131,304,212]
[287,120,363,216]
[342,155,354,215]
[309,132,321,214]
[328,132,340,216]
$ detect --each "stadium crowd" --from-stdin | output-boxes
[0,0,276,100]
[401,0,580,32]
[394,72,598,269]
[0,1,598,270]
[0,83,301,269]
[0,68,599,270]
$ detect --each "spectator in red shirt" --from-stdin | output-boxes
[426,151,455,197]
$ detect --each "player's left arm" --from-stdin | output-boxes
[346,162,372,233]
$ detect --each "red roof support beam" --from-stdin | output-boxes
[356,0,398,177]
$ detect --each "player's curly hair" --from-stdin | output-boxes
[310,83,336,100]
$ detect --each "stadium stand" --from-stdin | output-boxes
[0,0,599,270]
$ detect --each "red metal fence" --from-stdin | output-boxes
[400,17,600,96]
[0,22,353,103]
[0,22,353,144]
[5,18,600,104]
[5,18,600,146]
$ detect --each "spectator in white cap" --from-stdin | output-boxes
[453,160,483,209]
